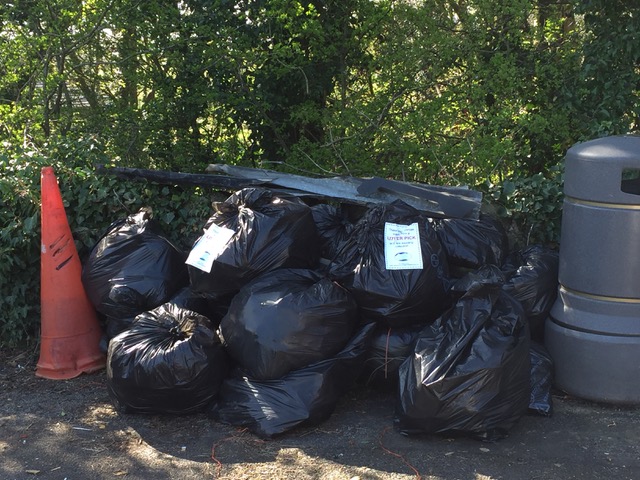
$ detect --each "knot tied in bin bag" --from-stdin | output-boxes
[107,302,228,415]
[219,268,359,381]
[311,203,355,261]
[82,208,188,339]
[329,200,449,327]
[395,265,531,441]
[187,188,321,298]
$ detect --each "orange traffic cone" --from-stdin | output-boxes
[36,166,106,379]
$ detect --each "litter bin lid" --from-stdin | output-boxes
[564,135,640,204]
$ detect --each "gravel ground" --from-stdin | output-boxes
[2,346,640,480]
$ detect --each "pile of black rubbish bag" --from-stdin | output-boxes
[81,187,558,441]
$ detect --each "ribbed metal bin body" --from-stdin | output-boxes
[546,135,640,404]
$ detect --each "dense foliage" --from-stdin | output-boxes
[1,0,639,345]
[3,1,638,177]
[0,138,218,345]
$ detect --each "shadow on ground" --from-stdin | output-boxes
[2,348,640,480]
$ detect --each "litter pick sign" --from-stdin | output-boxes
[384,222,423,270]
[186,223,235,273]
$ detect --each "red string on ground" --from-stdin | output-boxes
[378,426,422,480]
[210,440,224,477]
[210,428,263,478]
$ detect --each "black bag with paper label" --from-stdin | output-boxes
[187,188,321,298]
[329,200,450,328]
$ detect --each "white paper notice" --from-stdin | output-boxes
[185,223,235,273]
[384,222,423,270]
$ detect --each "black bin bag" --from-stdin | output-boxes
[529,341,554,416]
[329,200,450,328]
[395,265,531,441]
[361,324,423,390]
[82,208,188,338]
[168,286,230,330]
[107,302,228,415]
[187,188,321,298]
[501,245,559,343]
[219,268,359,381]
[211,323,375,439]
[311,203,354,261]
[431,213,509,273]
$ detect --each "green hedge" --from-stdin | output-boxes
[0,136,563,347]
[485,164,564,250]
[0,137,219,346]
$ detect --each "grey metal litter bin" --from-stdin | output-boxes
[546,135,640,404]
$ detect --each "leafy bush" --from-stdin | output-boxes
[0,137,220,347]
[1,148,46,345]
[485,164,564,249]
[0,135,566,347]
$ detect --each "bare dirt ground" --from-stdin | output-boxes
[2,345,640,480]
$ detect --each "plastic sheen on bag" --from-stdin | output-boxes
[219,268,359,381]
[361,324,423,390]
[501,245,559,343]
[211,323,375,439]
[107,302,228,415]
[329,200,450,328]
[168,286,230,330]
[82,208,188,338]
[311,203,355,261]
[431,213,510,272]
[529,341,554,416]
[395,265,531,441]
[187,188,321,298]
